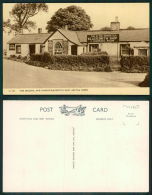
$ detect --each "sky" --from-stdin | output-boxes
[3,3,149,49]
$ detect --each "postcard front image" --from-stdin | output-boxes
[3,3,150,95]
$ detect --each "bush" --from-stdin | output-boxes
[30,54,42,61]
[29,53,111,72]
[22,56,28,61]
[120,56,149,73]
[139,73,149,87]
[104,65,112,72]
[10,55,17,59]
[81,51,108,56]
[17,55,22,59]
[42,52,52,63]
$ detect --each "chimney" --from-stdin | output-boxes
[38,28,42,34]
[110,16,120,31]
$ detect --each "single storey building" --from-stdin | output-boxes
[7,18,149,58]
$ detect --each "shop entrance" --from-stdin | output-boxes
[29,44,35,55]
[71,45,77,55]
[89,44,99,52]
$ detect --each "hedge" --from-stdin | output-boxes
[81,51,108,56]
[28,52,111,72]
[120,56,149,73]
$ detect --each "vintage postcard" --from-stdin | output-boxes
[3,100,149,192]
[3,3,150,95]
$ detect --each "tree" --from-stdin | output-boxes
[126,26,136,30]
[3,19,11,32]
[100,26,111,31]
[46,5,93,32]
[3,3,48,33]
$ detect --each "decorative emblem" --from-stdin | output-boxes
[59,105,86,116]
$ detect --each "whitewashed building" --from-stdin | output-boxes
[7,19,149,58]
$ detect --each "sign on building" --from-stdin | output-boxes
[87,34,119,43]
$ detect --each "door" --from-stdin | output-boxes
[71,45,77,55]
[29,44,35,55]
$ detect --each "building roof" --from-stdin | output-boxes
[119,29,149,42]
[8,28,149,45]
[76,28,149,43]
[8,29,82,45]
[58,29,82,45]
[8,33,53,44]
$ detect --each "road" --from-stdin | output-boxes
[3,59,147,88]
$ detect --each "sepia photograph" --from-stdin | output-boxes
[3,3,150,95]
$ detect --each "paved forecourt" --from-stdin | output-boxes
[3,59,146,89]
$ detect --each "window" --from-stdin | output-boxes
[138,49,147,56]
[120,44,130,56]
[16,45,21,54]
[89,44,99,52]
[54,42,63,55]
[9,44,15,50]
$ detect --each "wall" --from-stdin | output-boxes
[129,41,149,49]
[86,41,149,57]
[87,42,118,56]
[44,41,49,53]
[118,41,149,57]
[7,44,29,57]
[77,46,84,55]
[101,43,118,56]
[21,44,29,56]
[47,31,75,55]
[35,44,41,54]
[131,42,149,56]
[50,31,68,40]
[45,40,149,56]
[7,44,15,57]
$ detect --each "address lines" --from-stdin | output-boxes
[72,127,75,169]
